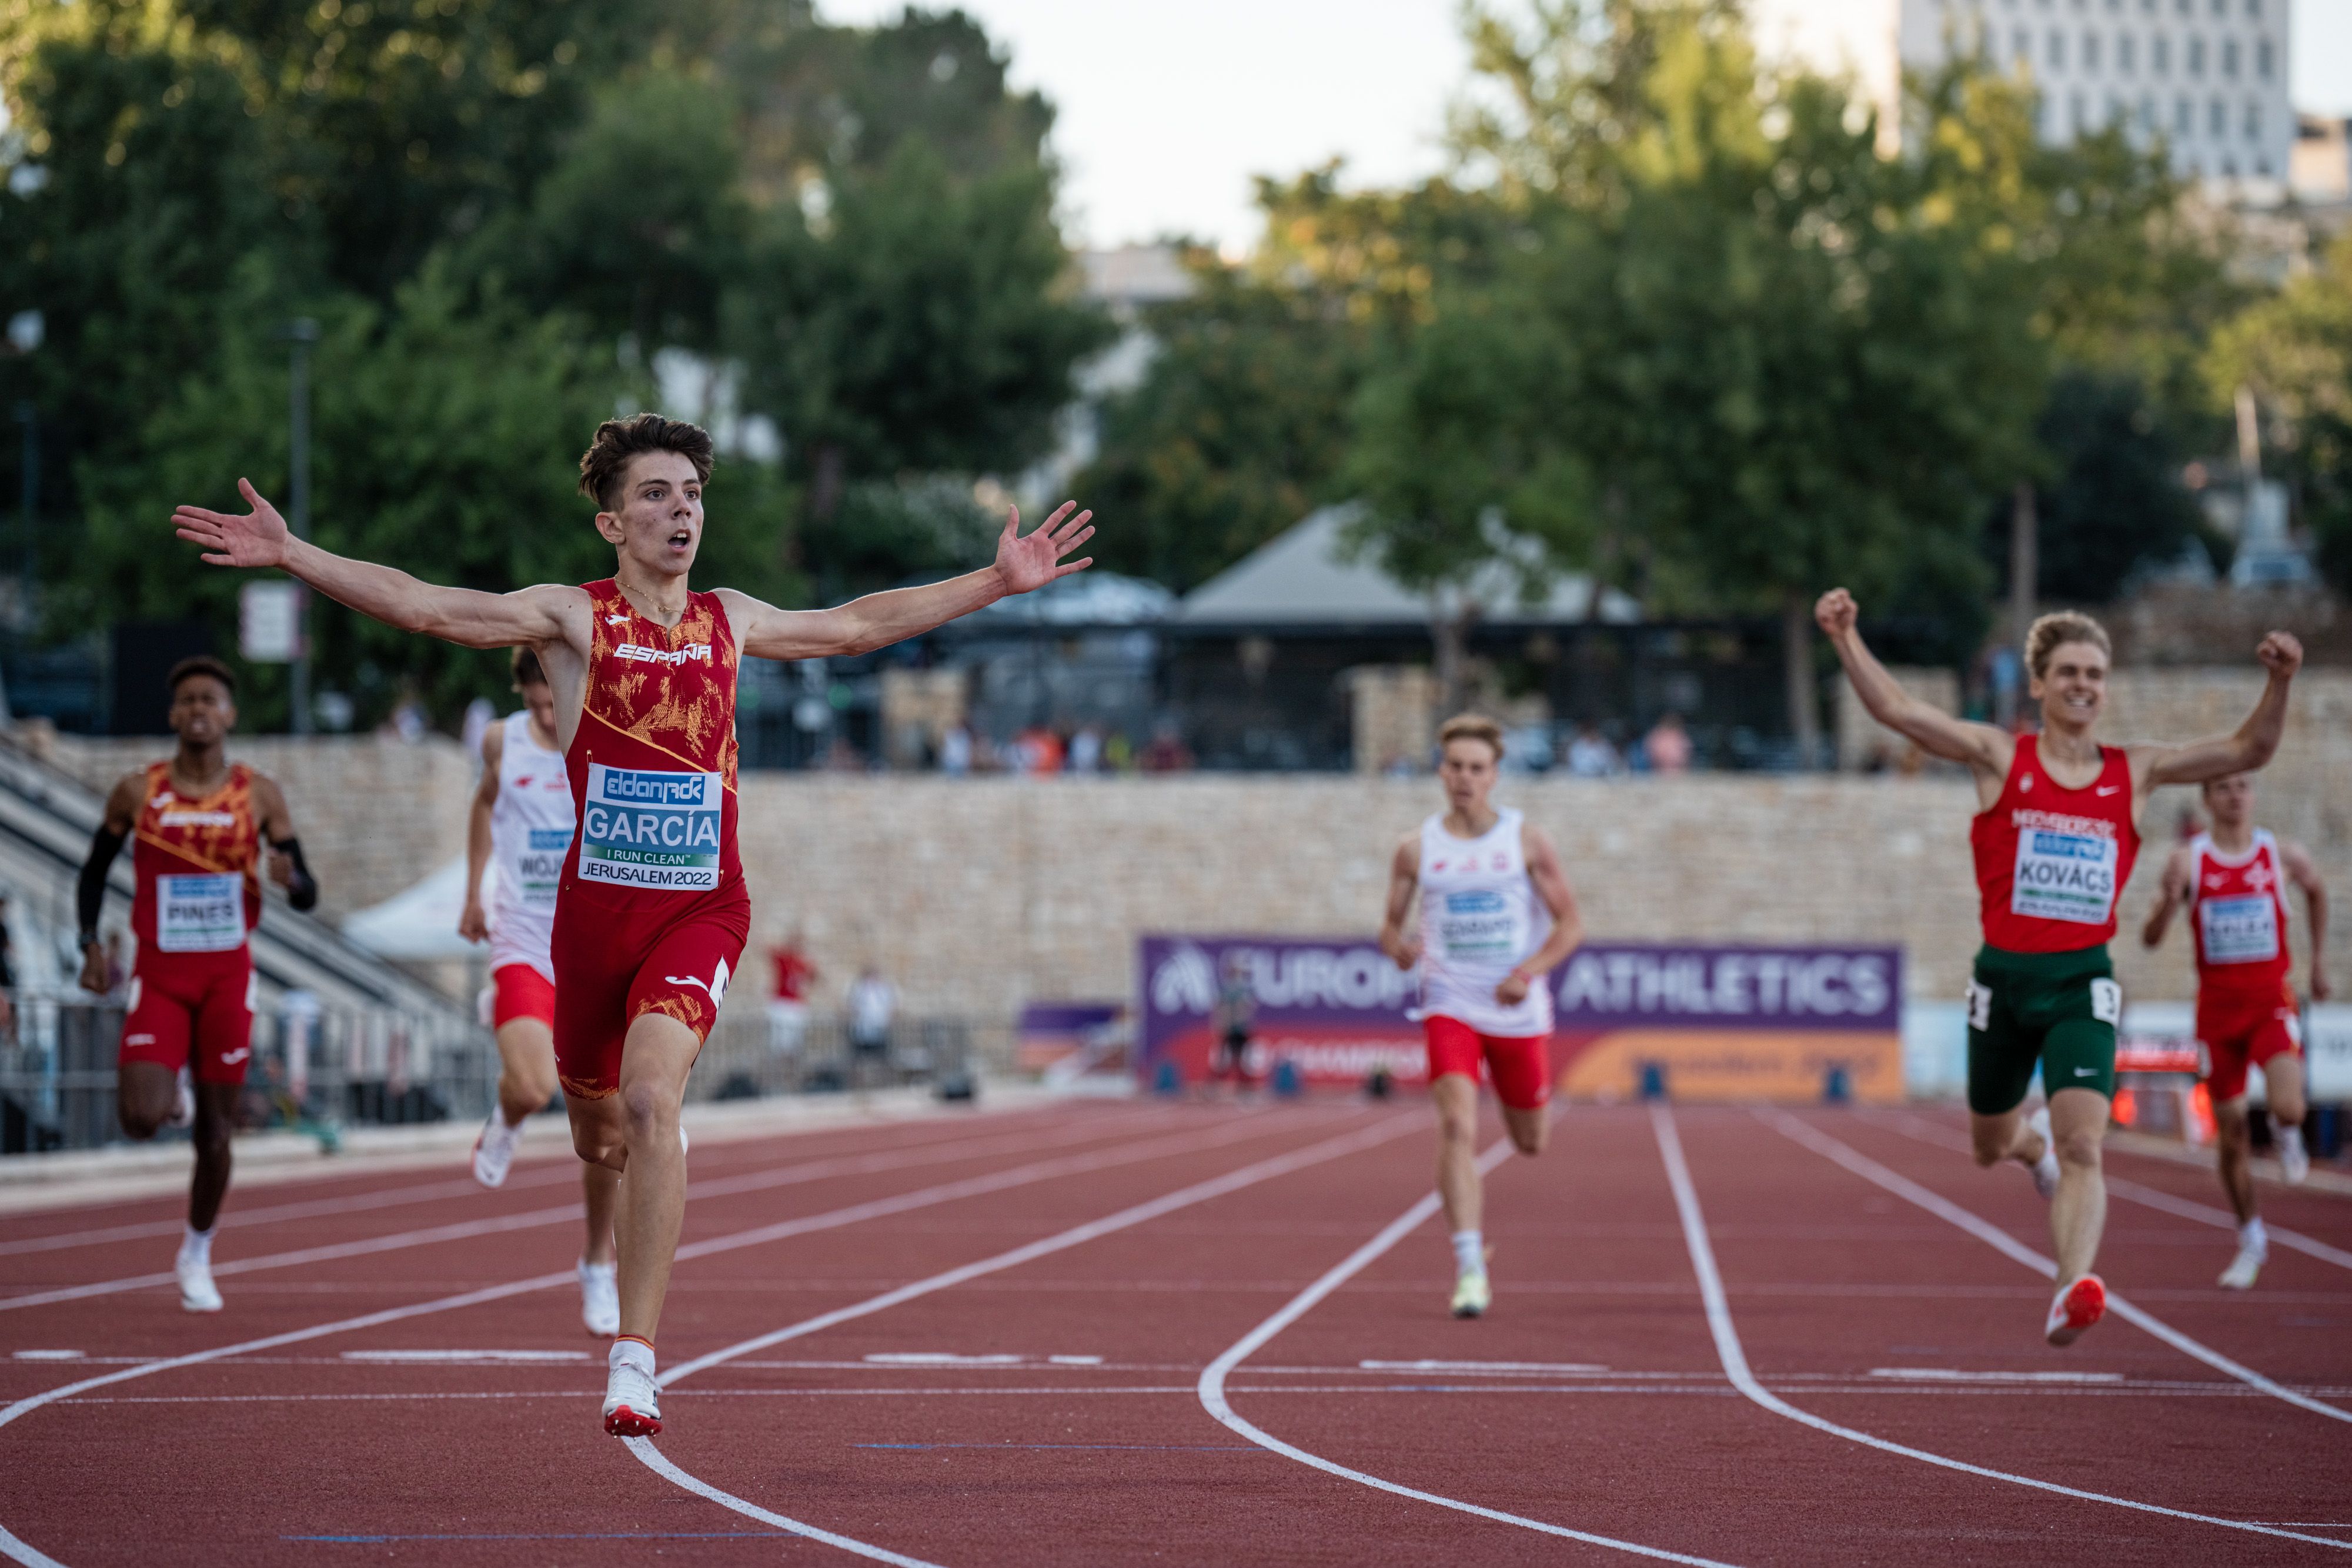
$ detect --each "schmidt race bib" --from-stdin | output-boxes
[1438,889,1520,962]
[2199,894,2280,964]
[2010,827,2119,925]
[156,873,245,952]
[579,765,722,892]
[516,827,571,906]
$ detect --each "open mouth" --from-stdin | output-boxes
[667,530,691,549]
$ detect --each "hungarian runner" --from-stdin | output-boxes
[1822,591,2302,1346]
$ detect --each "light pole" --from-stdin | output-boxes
[12,402,32,621]
[283,318,319,734]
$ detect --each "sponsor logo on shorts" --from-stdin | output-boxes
[126,1033,155,1046]
[222,1047,250,1065]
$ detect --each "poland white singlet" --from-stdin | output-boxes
[487,710,572,982]
[1415,807,1553,1037]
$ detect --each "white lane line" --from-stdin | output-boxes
[1359,1359,1609,1373]
[0,1105,1191,1313]
[1766,1110,2352,1426]
[1867,1369,2122,1383]
[0,1111,1324,1568]
[1860,1108,2352,1273]
[1654,1105,2352,1553]
[1194,1139,1741,1568]
[342,1349,591,1364]
[626,1440,949,1568]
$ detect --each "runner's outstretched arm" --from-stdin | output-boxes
[720,501,1094,660]
[2139,633,2304,788]
[2140,845,2193,949]
[173,479,581,649]
[1814,588,2011,778]
[2285,840,2331,1000]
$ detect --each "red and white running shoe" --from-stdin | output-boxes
[2044,1273,2106,1347]
[603,1344,661,1437]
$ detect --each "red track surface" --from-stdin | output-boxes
[4,1097,2350,1565]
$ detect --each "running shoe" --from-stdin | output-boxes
[2043,1273,2106,1346]
[472,1111,522,1188]
[2219,1242,2265,1291]
[1450,1271,1492,1319]
[167,1069,195,1131]
[2027,1106,2060,1200]
[2278,1129,2310,1186]
[603,1356,662,1437]
[580,1258,620,1338]
[176,1251,223,1313]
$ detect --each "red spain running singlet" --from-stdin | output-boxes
[119,761,263,1085]
[1970,736,2140,952]
[2187,830,2293,995]
[547,580,750,1098]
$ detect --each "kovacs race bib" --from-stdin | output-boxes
[2010,826,2120,926]
[156,873,245,952]
[1437,889,1524,964]
[515,826,572,906]
[579,765,722,892]
[2199,894,2281,964]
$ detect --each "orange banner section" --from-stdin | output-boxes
[1555,1028,1905,1104]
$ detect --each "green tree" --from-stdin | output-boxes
[2023,369,2211,603]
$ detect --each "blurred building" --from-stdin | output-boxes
[1752,0,2294,192]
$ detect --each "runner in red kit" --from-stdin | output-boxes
[1822,591,2300,1346]
[73,657,318,1313]
[172,413,1095,1435]
[2141,771,2328,1287]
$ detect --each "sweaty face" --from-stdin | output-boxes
[2203,773,2253,828]
[1438,740,1498,811]
[2030,641,2107,733]
[168,676,235,746]
[598,451,704,578]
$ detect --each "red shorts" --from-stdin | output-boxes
[1424,1015,1552,1111]
[118,954,256,1087]
[491,962,556,1029]
[550,887,749,1100]
[2197,982,2301,1102]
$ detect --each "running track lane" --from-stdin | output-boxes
[0,1105,1361,1567]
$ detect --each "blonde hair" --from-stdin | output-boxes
[2024,610,2112,681]
[1438,713,1505,760]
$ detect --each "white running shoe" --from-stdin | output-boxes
[679,1124,690,1156]
[167,1070,196,1131]
[2219,1242,2265,1290]
[2027,1106,2060,1200]
[176,1251,223,1313]
[2044,1273,2106,1346]
[2278,1130,2310,1186]
[580,1258,620,1338]
[1450,1271,1492,1319]
[471,1111,522,1188]
[603,1349,662,1437]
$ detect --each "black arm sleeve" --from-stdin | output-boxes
[271,836,319,912]
[76,824,128,944]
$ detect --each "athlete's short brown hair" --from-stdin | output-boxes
[1438,713,1505,760]
[2024,610,2112,681]
[577,413,715,511]
[510,646,546,688]
[166,655,237,699]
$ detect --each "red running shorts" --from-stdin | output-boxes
[2196,982,2301,1103]
[1424,1014,1553,1111]
[118,954,256,1087]
[550,888,749,1101]
[491,962,557,1030]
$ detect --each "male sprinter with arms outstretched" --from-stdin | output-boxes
[1378,714,1585,1318]
[2140,770,2327,1287]
[1822,590,2300,1344]
[75,657,318,1311]
[173,413,1094,1435]
[458,646,621,1335]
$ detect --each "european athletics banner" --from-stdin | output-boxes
[1137,935,1905,1102]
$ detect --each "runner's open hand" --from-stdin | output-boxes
[994,502,1094,597]
[173,478,292,569]
[2257,631,2303,680]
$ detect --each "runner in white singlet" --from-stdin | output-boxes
[459,647,620,1335]
[1379,714,1586,1319]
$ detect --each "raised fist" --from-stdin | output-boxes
[1814,588,1859,638]
[2257,631,2303,680]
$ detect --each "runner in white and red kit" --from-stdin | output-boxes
[459,646,621,1335]
[1823,590,2301,1345]
[2141,771,2328,1288]
[1379,714,1585,1318]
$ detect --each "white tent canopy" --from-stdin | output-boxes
[340,855,494,963]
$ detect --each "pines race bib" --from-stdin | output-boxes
[2199,894,2280,964]
[2010,827,2119,925]
[156,873,245,952]
[579,765,722,892]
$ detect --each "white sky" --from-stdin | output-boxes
[822,0,2352,252]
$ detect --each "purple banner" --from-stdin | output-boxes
[1551,944,1900,1031]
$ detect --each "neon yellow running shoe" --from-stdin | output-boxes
[1450,1271,1492,1319]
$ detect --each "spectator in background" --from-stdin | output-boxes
[1068,723,1104,775]
[1565,723,1622,778]
[379,685,428,743]
[1643,711,1693,775]
[1104,730,1135,772]
[940,721,974,778]
[847,965,897,1079]
[460,696,497,760]
[1139,720,1192,773]
[821,737,866,773]
[766,931,817,1059]
[1015,724,1065,776]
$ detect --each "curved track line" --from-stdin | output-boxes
[0,1106,1181,1313]
[0,1111,1324,1568]
[1192,1139,1743,1567]
[1764,1109,2352,1426]
[626,1441,948,1568]
[1652,1105,2352,1552]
